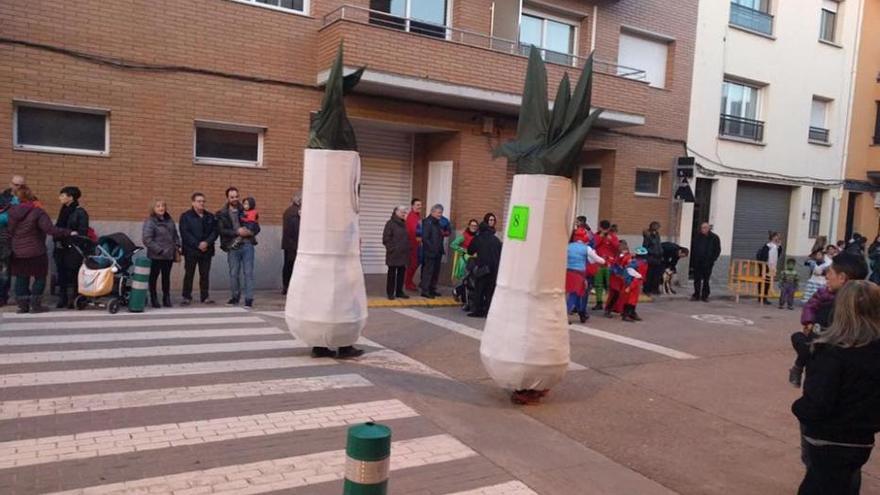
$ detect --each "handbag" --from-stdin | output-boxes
[472,264,491,279]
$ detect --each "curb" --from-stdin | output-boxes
[367,297,459,308]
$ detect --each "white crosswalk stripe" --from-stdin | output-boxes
[0,374,372,419]
[0,399,418,469]
[0,357,335,388]
[44,434,476,495]
[0,327,285,346]
[447,481,539,494]
[1,315,264,331]
[0,340,303,365]
[0,306,247,320]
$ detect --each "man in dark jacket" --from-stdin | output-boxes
[419,204,445,298]
[467,222,502,317]
[690,222,721,301]
[179,192,218,305]
[216,187,259,307]
[281,193,302,295]
[642,221,664,295]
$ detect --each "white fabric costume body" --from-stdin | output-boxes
[285,149,368,347]
[480,174,572,391]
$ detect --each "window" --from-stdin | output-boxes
[241,0,307,14]
[729,0,773,35]
[618,32,669,89]
[194,121,264,167]
[720,80,764,141]
[519,12,577,66]
[874,102,880,145]
[369,0,448,38]
[635,170,662,196]
[809,189,824,238]
[14,102,109,156]
[581,168,601,188]
[819,1,838,43]
[809,98,830,143]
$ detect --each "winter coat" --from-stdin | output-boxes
[691,231,721,268]
[178,208,218,258]
[642,230,663,265]
[793,340,880,445]
[421,216,445,259]
[0,190,18,260]
[142,213,180,261]
[382,215,410,267]
[54,202,90,270]
[660,242,683,271]
[467,224,502,276]
[282,204,301,252]
[216,203,260,252]
[801,287,836,328]
[7,202,70,259]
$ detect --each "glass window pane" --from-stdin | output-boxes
[195,127,260,162]
[820,10,836,41]
[410,0,446,25]
[635,171,661,194]
[544,20,573,54]
[581,169,601,188]
[370,0,405,16]
[279,0,304,11]
[520,15,542,47]
[16,106,106,151]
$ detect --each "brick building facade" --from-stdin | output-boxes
[1,0,698,289]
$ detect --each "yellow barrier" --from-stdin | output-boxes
[728,259,777,304]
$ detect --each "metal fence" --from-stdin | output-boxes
[719,114,765,142]
[729,3,773,36]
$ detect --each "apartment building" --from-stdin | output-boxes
[838,0,880,241]
[1,0,698,289]
[680,0,863,278]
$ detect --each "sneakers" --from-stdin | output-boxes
[202,298,216,305]
[244,299,254,309]
[226,297,240,306]
[789,367,803,387]
[337,346,365,359]
[578,312,588,323]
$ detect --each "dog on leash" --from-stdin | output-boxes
[662,268,676,295]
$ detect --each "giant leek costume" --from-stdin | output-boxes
[480,48,602,404]
[285,46,368,356]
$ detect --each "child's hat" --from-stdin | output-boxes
[634,246,648,256]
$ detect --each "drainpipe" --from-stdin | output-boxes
[590,5,598,52]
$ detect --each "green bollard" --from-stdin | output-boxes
[128,256,151,312]
[343,422,391,495]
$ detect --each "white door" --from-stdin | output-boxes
[577,166,601,227]
[426,161,453,217]
[356,126,413,274]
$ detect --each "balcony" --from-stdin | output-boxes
[318,5,650,128]
[809,126,830,144]
[719,114,765,142]
[729,3,773,36]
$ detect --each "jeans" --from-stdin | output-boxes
[182,254,212,301]
[420,256,441,294]
[228,243,255,301]
[693,263,713,300]
[386,266,406,297]
[0,257,9,302]
[14,275,46,298]
[799,436,871,495]
[149,259,173,301]
[282,249,297,294]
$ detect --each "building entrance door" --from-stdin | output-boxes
[577,166,602,227]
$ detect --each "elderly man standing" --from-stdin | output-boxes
[281,192,302,295]
[0,175,25,306]
[690,222,721,302]
[420,204,445,299]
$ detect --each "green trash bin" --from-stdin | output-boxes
[343,422,391,495]
[128,256,151,312]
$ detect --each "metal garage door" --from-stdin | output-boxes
[731,181,791,262]
[356,126,413,274]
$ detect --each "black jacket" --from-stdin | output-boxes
[793,340,880,445]
[216,203,260,252]
[660,242,682,271]
[642,230,663,264]
[282,204,301,252]
[421,216,445,259]
[179,208,218,257]
[691,231,721,267]
[382,215,410,267]
[468,223,502,276]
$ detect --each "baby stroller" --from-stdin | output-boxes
[73,233,141,314]
[453,258,478,312]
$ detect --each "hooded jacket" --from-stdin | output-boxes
[793,340,880,445]
[382,214,410,267]
[7,202,70,259]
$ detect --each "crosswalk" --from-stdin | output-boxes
[0,308,538,494]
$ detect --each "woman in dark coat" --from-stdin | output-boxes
[7,186,71,313]
[142,199,180,308]
[54,186,90,308]
[467,222,502,318]
[642,221,663,295]
[382,206,411,300]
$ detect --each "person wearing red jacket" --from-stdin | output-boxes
[593,220,619,310]
[604,244,647,322]
[404,198,422,291]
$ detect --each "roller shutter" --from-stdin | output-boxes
[356,126,413,274]
[731,181,791,262]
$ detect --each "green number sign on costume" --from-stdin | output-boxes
[507,205,530,240]
[343,422,391,494]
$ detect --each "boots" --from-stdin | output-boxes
[56,287,71,309]
[162,293,172,308]
[150,291,161,308]
[16,298,30,314]
[30,296,47,314]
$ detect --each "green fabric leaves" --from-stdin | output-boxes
[307,43,366,151]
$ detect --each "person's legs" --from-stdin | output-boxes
[798,443,871,495]
[429,257,441,294]
[420,257,435,296]
[0,257,10,304]
[394,266,406,296]
[593,267,608,309]
[605,289,620,316]
[148,260,161,307]
[566,292,579,314]
[29,275,47,313]
[241,243,255,304]
[54,255,68,308]
[159,260,172,307]
[470,276,488,316]
[227,249,242,303]
[386,267,396,298]
[282,249,294,294]
[14,276,32,312]
[182,255,197,302]
[405,247,419,291]
[198,256,212,302]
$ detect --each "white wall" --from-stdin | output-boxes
[685,0,861,257]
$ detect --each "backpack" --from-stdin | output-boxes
[756,244,770,262]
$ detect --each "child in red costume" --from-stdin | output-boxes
[604,243,647,322]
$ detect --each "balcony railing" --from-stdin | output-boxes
[322,5,647,81]
[809,126,830,143]
[719,114,765,142]
[729,3,773,36]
